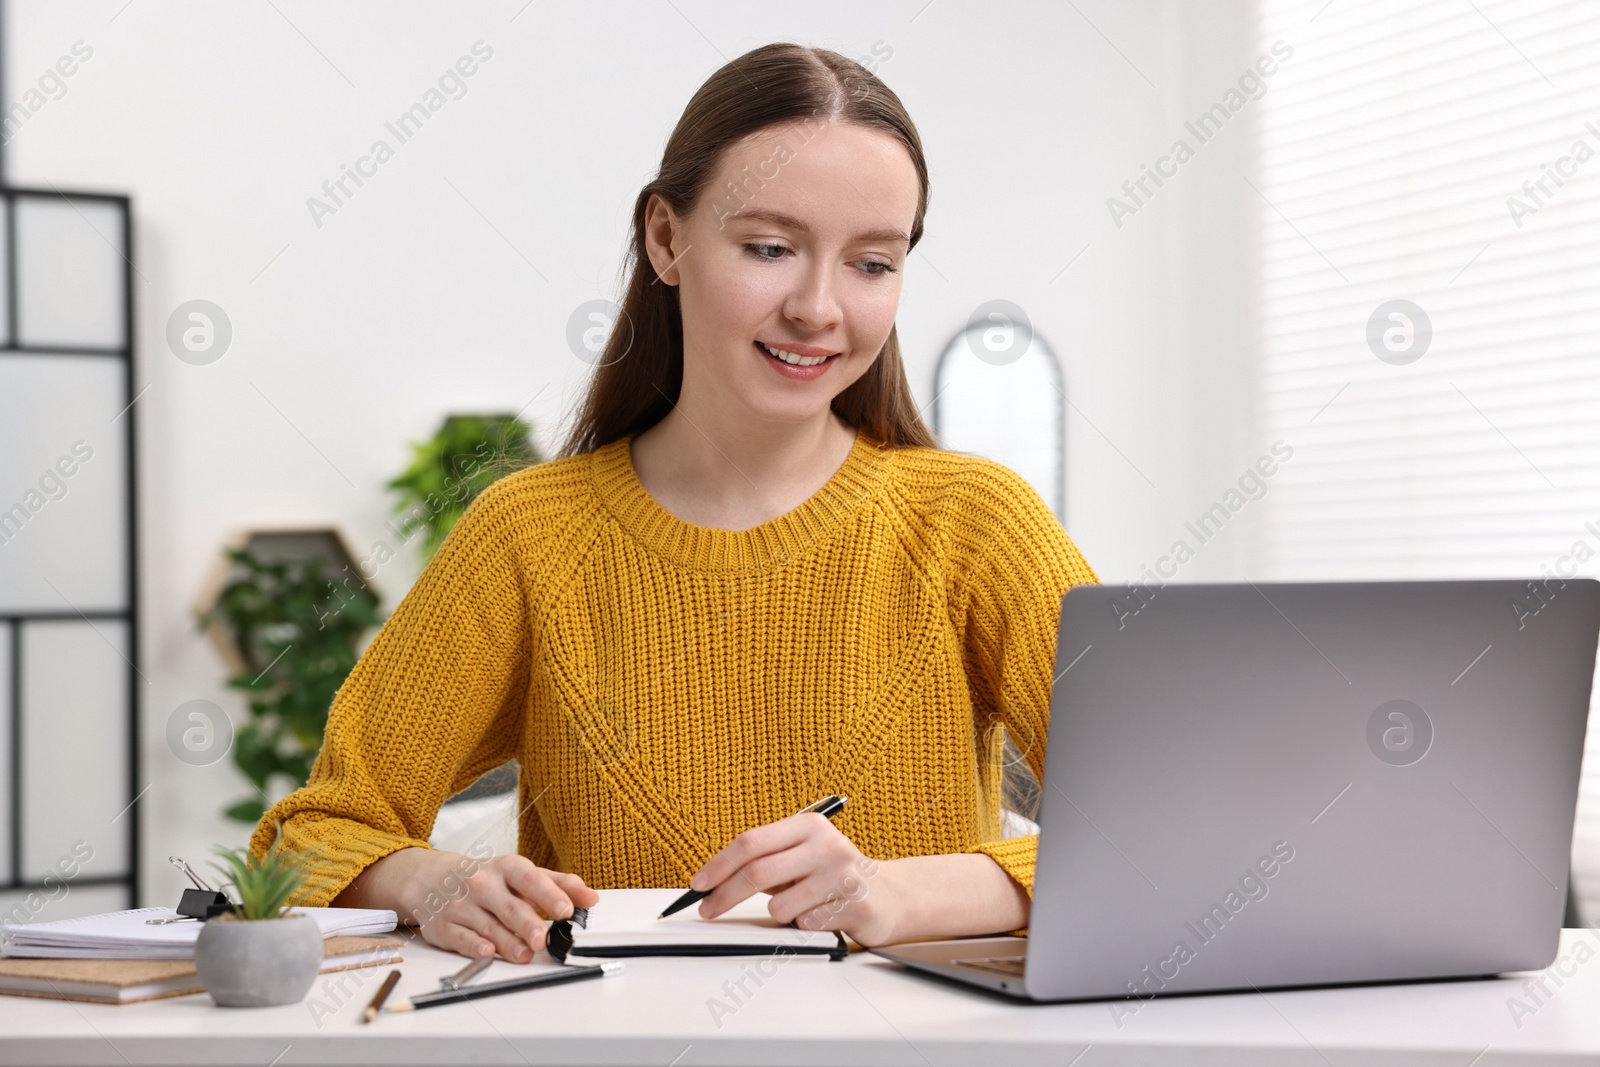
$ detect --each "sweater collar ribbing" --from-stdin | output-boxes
[589,427,891,573]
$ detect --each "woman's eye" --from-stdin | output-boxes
[743,243,899,278]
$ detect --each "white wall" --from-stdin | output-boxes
[5,0,1259,909]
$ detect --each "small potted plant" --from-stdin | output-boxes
[194,822,328,1007]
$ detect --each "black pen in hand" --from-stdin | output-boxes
[657,795,848,920]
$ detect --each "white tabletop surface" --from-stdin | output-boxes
[4,889,1600,1066]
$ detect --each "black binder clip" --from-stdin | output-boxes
[545,906,587,963]
[144,856,234,924]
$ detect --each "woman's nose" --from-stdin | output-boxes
[783,262,843,331]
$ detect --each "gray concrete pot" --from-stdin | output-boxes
[194,913,321,1007]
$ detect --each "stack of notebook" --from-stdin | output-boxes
[0,906,397,959]
[0,906,403,1004]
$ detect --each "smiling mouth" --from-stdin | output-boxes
[756,340,838,367]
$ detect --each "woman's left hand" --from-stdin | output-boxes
[690,810,903,946]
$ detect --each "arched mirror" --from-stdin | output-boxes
[931,322,1065,521]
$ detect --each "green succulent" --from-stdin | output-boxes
[208,821,326,920]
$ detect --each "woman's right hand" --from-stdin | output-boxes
[334,846,600,962]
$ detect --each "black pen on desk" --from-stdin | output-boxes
[388,962,622,1012]
[657,794,849,920]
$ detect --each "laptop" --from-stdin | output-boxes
[872,578,1600,1002]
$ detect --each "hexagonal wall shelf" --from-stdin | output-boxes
[193,527,372,677]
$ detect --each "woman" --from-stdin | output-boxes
[252,41,1098,963]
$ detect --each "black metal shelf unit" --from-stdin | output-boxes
[0,185,139,911]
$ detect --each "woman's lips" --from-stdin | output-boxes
[754,340,838,381]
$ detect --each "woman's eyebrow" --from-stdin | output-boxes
[731,207,909,245]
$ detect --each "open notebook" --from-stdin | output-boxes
[0,906,398,960]
[546,888,849,963]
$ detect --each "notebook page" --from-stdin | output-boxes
[570,889,840,950]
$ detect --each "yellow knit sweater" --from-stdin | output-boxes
[252,428,1099,908]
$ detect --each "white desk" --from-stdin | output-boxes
[4,894,1600,1066]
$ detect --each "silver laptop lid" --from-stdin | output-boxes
[1027,578,1600,1002]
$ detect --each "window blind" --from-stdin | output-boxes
[1254,0,1600,918]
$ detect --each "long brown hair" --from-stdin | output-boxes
[558,42,937,458]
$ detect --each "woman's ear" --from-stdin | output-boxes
[642,193,683,287]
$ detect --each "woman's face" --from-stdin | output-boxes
[645,121,920,428]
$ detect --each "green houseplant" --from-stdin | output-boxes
[194,822,330,1007]
[386,413,543,562]
[199,549,383,823]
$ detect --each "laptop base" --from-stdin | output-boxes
[870,937,1030,998]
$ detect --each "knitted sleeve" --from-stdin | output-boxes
[249,478,534,908]
[950,460,1099,897]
